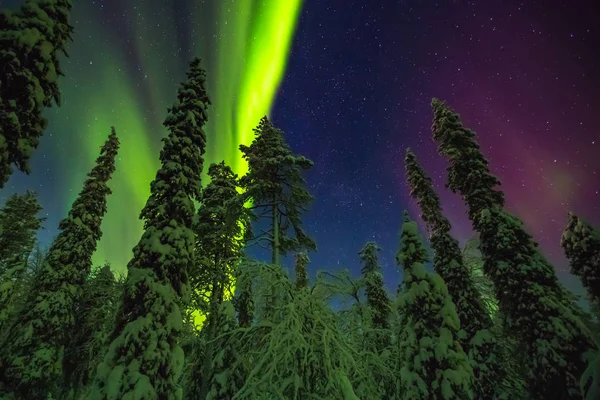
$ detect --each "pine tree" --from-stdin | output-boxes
[63,264,123,399]
[86,58,209,400]
[561,213,600,307]
[397,211,473,400]
[432,98,595,399]
[1,127,119,399]
[294,251,310,291]
[239,116,316,267]
[404,148,504,397]
[0,0,74,187]
[192,161,249,399]
[396,211,474,399]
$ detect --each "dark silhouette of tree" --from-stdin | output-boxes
[239,116,315,267]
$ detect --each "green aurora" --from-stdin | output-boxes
[49,0,303,273]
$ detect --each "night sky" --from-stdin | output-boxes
[1,0,599,297]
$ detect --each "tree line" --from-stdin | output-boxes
[0,0,599,399]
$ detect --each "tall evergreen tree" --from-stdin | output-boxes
[396,211,474,399]
[192,161,249,399]
[1,127,119,399]
[294,251,310,291]
[431,98,595,399]
[86,58,209,400]
[404,148,503,397]
[0,0,74,187]
[561,212,600,307]
[358,242,391,334]
[239,116,316,267]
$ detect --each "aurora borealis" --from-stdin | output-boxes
[1,0,302,271]
[1,0,599,300]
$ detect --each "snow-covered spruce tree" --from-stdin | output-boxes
[192,161,249,399]
[432,98,595,399]
[85,58,209,400]
[1,127,119,399]
[0,0,74,187]
[396,211,474,400]
[239,116,316,268]
[63,264,124,399]
[294,251,310,291]
[232,260,369,399]
[561,213,600,307]
[404,148,504,397]
[358,242,391,347]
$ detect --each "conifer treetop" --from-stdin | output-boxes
[430,98,504,223]
[239,116,316,256]
[358,242,382,276]
[405,148,449,233]
[396,210,429,272]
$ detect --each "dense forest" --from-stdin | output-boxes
[1,1,600,399]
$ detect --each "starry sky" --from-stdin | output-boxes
[1,0,599,298]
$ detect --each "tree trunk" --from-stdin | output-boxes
[272,199,280,267]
